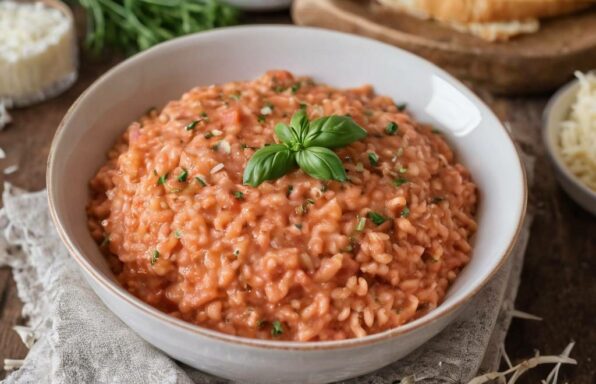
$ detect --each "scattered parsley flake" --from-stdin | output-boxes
[294,223,303,230]
[396,147,404,157]
[356,217,366,231]
[150,250,160,266]
[230,93,241,100]
[287,185,294,197]
[273,85,286,93]
[393,177,408,187]
[233,191,244,200]
[204,131,214,139]
[385,121,398,135]
[367,211,387,226]
[185,120,198,131]
[399,167,408,174]
[299,103,307,110]
[157,173,168,185]
[195,176,207,186]
[368,152,379,167]
[177,168,188,182]
[291,82,301,94]
[271,320,284,336]
[396,103,407,111]
[431,127,441,134]
[401,206,410,218]
[174,230,182,239]
[233,249,240,257]
[257,114,266,123]
[100,234,110,247]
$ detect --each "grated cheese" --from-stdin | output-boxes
[0,1,77,106]
[559,71,596,191]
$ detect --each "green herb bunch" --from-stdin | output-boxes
[76,0,239,55]
[243,110,367,187]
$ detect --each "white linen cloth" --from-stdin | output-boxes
[0,181,531,384]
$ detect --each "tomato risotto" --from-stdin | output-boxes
[87,71,478,341]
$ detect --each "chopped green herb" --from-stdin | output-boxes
[291,82,301,94]
[431,127,441,134]
[204,131,214,139]
[100,234,110,247]
[299,103,307,110]
[233,249,240,257]
[393,177,408,187]
[385,121,398,135]
[233,191,244,200]
[343,244,353,252]
[211,142,220,151]
[294,223,303,230]
[200,111,209,121]
[153,169,158,176]
[150,250,159,266]
[273,85,286,93]
[320,183,328,192]
[356,217,366,231]
[364,110,373,117]
[396,147,404,157]
[185,120,198,131]
[368,152,379,167]
[287,185,294,197]
[257,319,266,329]
[367,211,387,226]
[157,173,168,185]
[430,196,445,204]
[396,103,407,111]
[257,114,266,123]
[306,199,315,205]
[271,320,284,336]
[230,93,241,100]
[399,167,408,174]
[177,168,188,182]
[174,230,182,239]
[355,162,364,172]
[195,176,207,187]
[401,206,410,218]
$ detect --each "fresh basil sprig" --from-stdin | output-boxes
[243,110,367,187]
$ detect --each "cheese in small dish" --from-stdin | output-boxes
[559,72,596,191]
[0,1,77,107]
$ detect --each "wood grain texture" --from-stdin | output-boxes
[292,0,596,95]
[0,7,594,384]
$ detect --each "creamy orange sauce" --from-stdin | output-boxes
[87,71,477,341]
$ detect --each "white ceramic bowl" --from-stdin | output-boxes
[543,77,596,216]
[47,26,526,384]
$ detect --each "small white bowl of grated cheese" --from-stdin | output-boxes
[544,71,596,216]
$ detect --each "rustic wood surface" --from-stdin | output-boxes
[293,0,596,95]
[1,7,594,384]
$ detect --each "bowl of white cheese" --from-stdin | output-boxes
[0,0,77,107]
[543,71,596,216]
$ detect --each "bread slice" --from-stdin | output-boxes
[376,0,593,41]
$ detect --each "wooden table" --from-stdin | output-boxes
[1,8,594,384]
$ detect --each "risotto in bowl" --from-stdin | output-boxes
[48,26,525,383]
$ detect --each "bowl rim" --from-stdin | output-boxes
[47,25,527,351]
[542,75,596,201]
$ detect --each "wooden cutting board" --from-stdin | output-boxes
[292,0,596,94]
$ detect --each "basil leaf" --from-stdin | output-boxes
[243,144,296,187]
[290,109,310,142]
[296,147,347,182]
[274,123,297,145]
[302,115,367,149]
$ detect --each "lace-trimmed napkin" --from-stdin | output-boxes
[0,178,532,384]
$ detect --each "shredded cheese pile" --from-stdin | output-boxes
[559,71,596,191]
